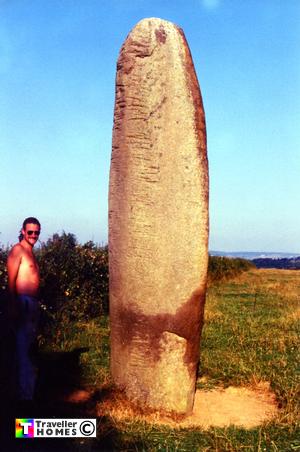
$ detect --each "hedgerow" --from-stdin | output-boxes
[37,232,109,321]
[0,248,8,292]
[0,235,254,325]
[208,255,255,284]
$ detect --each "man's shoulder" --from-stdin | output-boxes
[8,243,25,257]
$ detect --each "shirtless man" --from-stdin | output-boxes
[7,217,41,401]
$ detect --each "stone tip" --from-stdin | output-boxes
[134,17,180,30]
[126,17,183,46]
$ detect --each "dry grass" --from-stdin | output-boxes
[97,382,278,430]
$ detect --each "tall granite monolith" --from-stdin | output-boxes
[109,18,209,415]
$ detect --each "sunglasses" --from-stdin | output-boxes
[27,230,40,236]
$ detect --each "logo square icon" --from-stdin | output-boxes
[15,419,34,438]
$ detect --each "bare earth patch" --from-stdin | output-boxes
[98,382,278,429]
[64,389,92,403]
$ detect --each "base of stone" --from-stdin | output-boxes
[97,382,278,429]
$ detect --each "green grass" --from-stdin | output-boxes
[200,271,299,423]
[42,268,300,451]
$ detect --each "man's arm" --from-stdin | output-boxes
[7,246,22,295]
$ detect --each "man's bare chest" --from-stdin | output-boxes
[20,253,39,274]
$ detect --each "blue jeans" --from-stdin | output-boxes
[16,295,40,400]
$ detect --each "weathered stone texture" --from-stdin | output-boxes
[109,18,209,414]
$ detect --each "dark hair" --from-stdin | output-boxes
[19,217,41,242]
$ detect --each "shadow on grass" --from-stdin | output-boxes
[0,332,133,451]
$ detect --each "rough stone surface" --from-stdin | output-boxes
[109,17,209,414]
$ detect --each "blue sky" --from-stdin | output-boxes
[1,0,299,252]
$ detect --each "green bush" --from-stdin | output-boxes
[0,247,8,291]
[208,255,255,284]
[0,247,8,314]
[37,233,109,323]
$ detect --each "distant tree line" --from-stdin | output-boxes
[253,257,300,270]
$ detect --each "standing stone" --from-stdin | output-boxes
[109,18,209,415]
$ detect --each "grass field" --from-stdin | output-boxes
[36,268,300,451]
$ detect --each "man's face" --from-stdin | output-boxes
[22,223,41,247]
